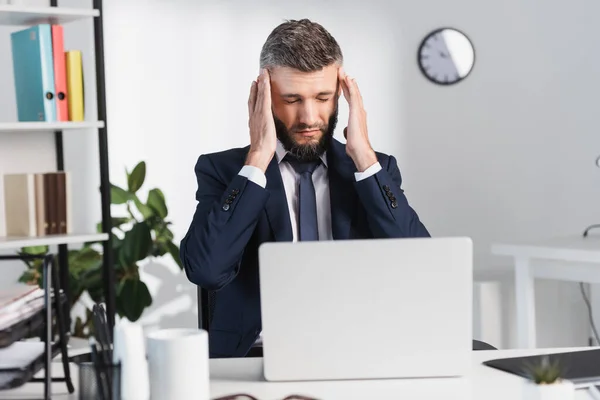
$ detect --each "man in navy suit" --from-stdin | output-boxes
[180,19,430,358]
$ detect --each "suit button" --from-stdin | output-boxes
[222,203,230,211]
[386,192,394,199]
[232,189,240,195]
[383,185,390,192]
[391,201,398,209]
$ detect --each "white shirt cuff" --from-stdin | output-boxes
[354,162,382,182]
[239,165,266,188]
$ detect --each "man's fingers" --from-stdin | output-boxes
[248,80,257,114]
[346,75,356,102]
[351,77,364,109]
[339,73,351,103]
[255,71,265,113]
[346,75,365,110]
[262,69,272,112]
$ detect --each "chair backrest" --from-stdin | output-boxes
[196,286,215,331]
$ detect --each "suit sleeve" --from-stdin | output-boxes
[180,155,270,290]
[353,155,430,238]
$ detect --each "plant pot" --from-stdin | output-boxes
[523,380,575,400]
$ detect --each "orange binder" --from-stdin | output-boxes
[51,25,68,121]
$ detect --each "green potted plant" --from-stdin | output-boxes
[522,355,574,400]
[17,161,182,337]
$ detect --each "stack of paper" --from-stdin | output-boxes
[0,284,45,331]
[0,342,44,369]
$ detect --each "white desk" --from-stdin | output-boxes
[492,234,600,349]
[0,348,599,400]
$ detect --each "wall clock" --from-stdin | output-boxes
[418,27,475,85]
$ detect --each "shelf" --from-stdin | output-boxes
[0,5,99,26]
[0,292,67,350]
[0,340,62,390]
[0,233,109,250]
[0,121,104,132]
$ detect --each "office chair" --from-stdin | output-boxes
[197,286,214,332]
[472,339,497,351]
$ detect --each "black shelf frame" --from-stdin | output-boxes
[0,254,73,400]
[48,0,115,330]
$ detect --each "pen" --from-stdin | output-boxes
[92,305,110,365]
[89,337,107,400]
[98,304,113,360]
[95,304,114,392]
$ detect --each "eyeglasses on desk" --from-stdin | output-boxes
[213,394,319,400]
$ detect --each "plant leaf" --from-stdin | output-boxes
[20,245,49,255]
[69,248,102,276]
[146,188,168,218]
[78,261,105,303]
[153,221,174,243]
[116,277,152,321]
[166,240,183,269]
[18,270,41,286]
[132,194,154,220]
[111,184,131,204]
[127,161,146,193]
[121,222,152,264]
[96,217,131,233]
[151,243,168,258]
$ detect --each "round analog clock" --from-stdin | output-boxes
[418,28,475,85]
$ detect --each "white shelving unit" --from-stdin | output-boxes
[0,120,104,133]
[0,232,108,250]
[0,4,111,250]
[0,1,113,397]
[0,5,99,25]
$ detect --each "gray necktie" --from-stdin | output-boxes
[284,155,321,241]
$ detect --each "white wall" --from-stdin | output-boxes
[1,0,600,347]
[98,0,600,347]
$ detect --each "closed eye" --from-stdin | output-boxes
[284,98,330,104]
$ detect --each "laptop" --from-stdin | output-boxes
[258,236,473,382]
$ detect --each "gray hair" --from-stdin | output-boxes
[259,19,343,72]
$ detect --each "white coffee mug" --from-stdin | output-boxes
[146,328,209,400]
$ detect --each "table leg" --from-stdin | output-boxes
[515,256,536,348]
[473,283,483,340]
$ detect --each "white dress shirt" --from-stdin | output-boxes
[238,140,382,242]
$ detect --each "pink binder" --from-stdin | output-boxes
[51,25,68,121]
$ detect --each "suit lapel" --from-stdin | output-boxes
[264,156,293,242]
[327,139,359,240]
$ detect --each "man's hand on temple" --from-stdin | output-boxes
[338,67,378,172]
[246,68,277,173]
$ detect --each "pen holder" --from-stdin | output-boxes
[78,361,121,400]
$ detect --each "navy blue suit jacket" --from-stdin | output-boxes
[180,138,430,358]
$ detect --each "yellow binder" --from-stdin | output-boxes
[65,50,84,121]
